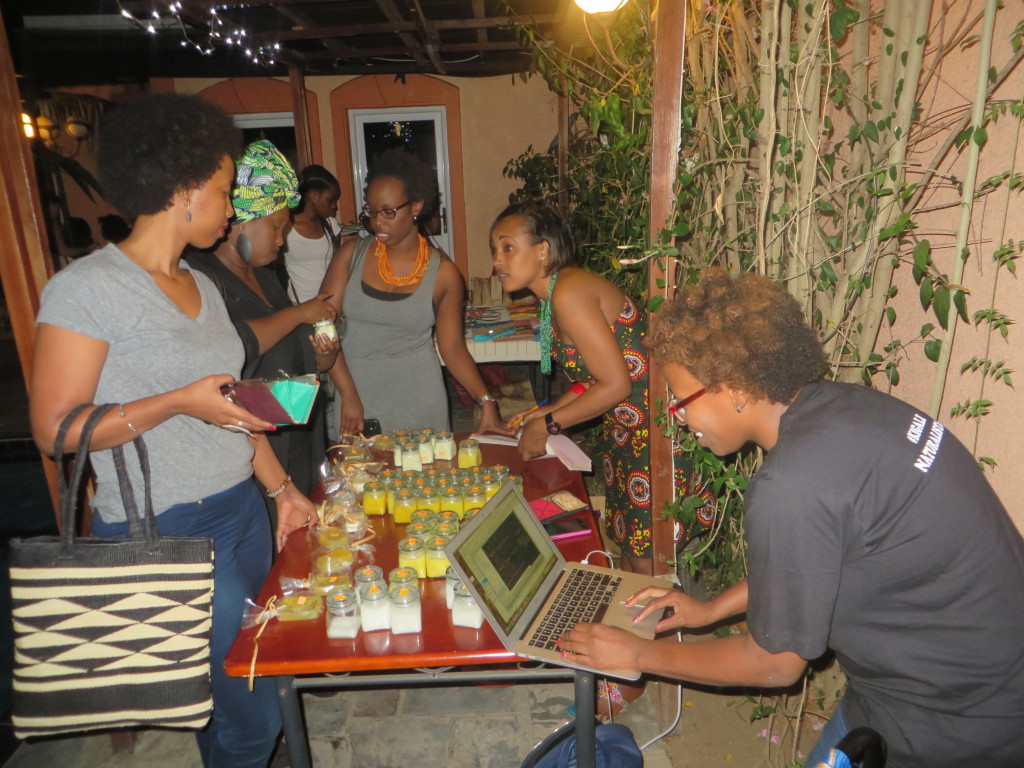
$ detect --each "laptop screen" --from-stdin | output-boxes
[448,484,560,635]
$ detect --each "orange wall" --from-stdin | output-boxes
[880,4,1024,528]
[166,73,558,282]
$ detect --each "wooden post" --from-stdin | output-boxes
[646,0,687,734]
[648,0,685,575]
[0,10,59,511]
[289,64,313,170]
[557,77,569,214]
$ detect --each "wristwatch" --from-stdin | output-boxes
[545,412,563,435]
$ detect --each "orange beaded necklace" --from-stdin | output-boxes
[377,234,430,287]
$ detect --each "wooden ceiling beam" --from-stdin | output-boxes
[272,3,350,57]
[304,40,529,60]
[472,0,488,47]
[252,15,558,43]
[370,0,429,69]
[410,0,447,74]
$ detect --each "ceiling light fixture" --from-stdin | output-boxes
[574,0,628,13]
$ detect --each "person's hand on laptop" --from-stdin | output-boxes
[558,623,643,678]
[626,586,714,633]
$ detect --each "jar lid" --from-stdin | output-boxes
[426,536,450,551]
[445,565,459,580]
[441,486,461,497]
[389,567,418,584]
[327,588,357,614]
[454,583,474,600]
[389,585,420,605]
[354,565,384,582]
[361,583,388,603]
[398,535,425,551]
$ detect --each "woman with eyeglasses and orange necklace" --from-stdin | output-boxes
[319,148,508,437]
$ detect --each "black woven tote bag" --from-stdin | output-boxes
[9,404,215,738]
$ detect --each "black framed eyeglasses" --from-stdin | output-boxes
[668,388,706,425]
[361,200,412,220]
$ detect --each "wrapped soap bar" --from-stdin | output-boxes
[277,592,323,622]
[315,547,354,577]
[312,572,351,596]
[317,526,348,549]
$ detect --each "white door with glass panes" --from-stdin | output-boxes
[349,107,454,260]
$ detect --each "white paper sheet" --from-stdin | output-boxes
[470,433,592,472]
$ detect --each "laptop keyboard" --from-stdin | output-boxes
[527,570,622,651]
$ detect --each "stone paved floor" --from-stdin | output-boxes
[2,681,686,767]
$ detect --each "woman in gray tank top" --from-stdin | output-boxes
[320,148,510,437]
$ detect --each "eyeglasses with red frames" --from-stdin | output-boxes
[361,200,412,220]
[668,388,706,425]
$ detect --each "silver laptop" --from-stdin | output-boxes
[444,482,668,680]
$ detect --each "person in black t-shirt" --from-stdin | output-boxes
[559,269,1024,768]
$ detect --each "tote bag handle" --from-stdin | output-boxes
[51,403,160,555]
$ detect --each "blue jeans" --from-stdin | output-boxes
[804,702,850,768]
[93,480,281,768]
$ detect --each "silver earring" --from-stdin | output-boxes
[185,200,192,223]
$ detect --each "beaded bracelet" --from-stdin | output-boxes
[118,403,139,433]
[266,475,293,499]
[569,382,587,397]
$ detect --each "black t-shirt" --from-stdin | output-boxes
[746,381,1024,767]
[185,251,325,497]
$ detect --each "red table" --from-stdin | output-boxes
[225,441,603,767]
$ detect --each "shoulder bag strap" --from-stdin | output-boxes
[57,403,118,556]
[111,432,158,549]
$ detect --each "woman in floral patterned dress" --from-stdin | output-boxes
[490,200,715,576]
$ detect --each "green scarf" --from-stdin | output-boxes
[232,139,300,223]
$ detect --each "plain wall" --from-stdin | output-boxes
[879,5,1023,528]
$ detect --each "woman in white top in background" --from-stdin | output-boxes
[285,164,344,304]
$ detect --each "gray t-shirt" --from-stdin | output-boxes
[37,244,254,522]
[745,381,1024,767]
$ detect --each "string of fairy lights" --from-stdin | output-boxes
[115,1,280,66]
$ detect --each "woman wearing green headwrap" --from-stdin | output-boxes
[188,140,339,498]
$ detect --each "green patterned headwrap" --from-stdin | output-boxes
[232,140,300,223]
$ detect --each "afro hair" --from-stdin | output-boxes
[649,269,827,404]
[97,93,241,219]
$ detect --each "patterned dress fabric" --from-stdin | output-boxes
[551,296,715,558]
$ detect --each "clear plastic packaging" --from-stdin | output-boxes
[277,592,323,622]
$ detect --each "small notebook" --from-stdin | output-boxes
[445,483,669,680]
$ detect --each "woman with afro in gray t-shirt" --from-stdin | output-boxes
[30,93,315,768]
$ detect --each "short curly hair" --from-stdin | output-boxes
[649,269,826,404]
[491,200,577,274]
[97,93,241,219]
[365,147,438,217]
